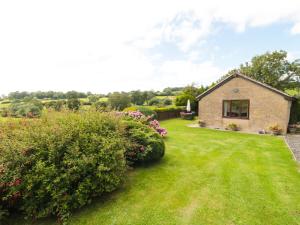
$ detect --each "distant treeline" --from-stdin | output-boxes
[3,87,185,100]
[7,91,93,100]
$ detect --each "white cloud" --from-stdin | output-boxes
[158,60,223,87]
[291,23,300,34]
[287,51,300,61]
[0,0,300,94]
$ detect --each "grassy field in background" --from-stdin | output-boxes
[285,89,300,96]
[156,96,176,100]
[8,119,300,225]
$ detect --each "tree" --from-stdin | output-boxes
[175,84,208,111]
[108,92,131,110]
[130,90,145,105]
[142,91,155,105]
[291,59,300,96]
[67,98,81,111]
[161,87,173,96]
[88,95,100,103]
[52,100,65,111]
[224,50,300,91]
[93,101,108,111]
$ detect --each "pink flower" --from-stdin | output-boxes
[14,178,22,186]
[122,110,168,137]
[140,146,145,152]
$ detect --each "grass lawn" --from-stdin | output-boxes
[9,119,300,225]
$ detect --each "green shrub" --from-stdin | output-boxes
[108,92,131,110]
[175,94,196,107]
[163,98,172,106]
[148,97,161,106]
[8,100,43,118]
[290,98,300,124]
[67,98,81,111]
[227,123,239,131]
[154,106,184,113]
[88,95,100,103]
[174,84,205,111]
[44,100,66,111]
[148,97,172,107]
[0,108,9,117]
[93,101,109,111]
[123,120,165,163]
[0,112,127,222]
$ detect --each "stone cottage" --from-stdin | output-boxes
[197,73,293,134]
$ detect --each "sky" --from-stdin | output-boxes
[0,0,300,95]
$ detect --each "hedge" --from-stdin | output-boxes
[0,112,127,223]
[123,106,157,118]
[124,106,185,120]
[154,106,184,120]
[290,98,300,124]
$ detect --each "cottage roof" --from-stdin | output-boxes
[196,73,293,101]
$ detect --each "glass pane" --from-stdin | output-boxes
[230,101,240,117]
[240,100,249,118]
[223,101,230,117]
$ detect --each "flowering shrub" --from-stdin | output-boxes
[227,123,239,131]
[121,111,167,137]
[269,124,283,135]
[123,120,165,163]
[123,106,157,118]
[0,112,127,223]
[127,111,145,120]
[149,120,167,136]
[118,111,166,163]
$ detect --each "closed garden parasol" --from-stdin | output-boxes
[186,99,191,112]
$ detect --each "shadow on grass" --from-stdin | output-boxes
[131,155,167,169]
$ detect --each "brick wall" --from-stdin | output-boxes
[198,77,292,134]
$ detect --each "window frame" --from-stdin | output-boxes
[222,99,250,120]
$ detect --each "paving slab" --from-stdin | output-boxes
[285,135,300,161]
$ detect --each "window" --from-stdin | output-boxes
[223,100,249,119]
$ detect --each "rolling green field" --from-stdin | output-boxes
[8,119,300,225]
[155,96,176,100]
[285,89,300,96]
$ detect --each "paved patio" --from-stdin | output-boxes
[285,135,300,161]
